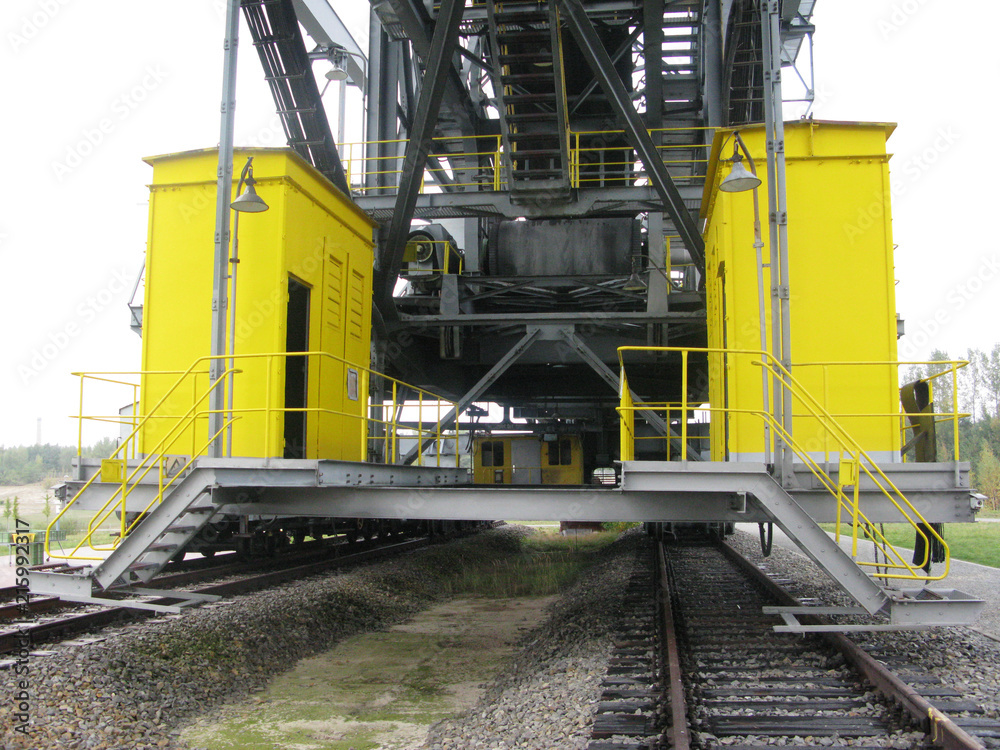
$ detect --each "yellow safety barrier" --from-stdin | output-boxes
[51,352,461,562]
[617,346,960,583]
[333,126,713,194]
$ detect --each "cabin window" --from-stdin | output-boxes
[481,441,504,467]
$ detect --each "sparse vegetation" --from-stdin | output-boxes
[426,528,618,599]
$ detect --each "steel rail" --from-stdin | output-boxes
[656,541,690,750]
[718,539,986,750]
[0,538,427,655]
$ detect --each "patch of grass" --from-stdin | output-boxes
[821,521,1000,568]
[438,530,618,598]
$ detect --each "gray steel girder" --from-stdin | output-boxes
[557,0,706,270]
[375,0,466,320]
[373,0,480,133]
[354,184,703,221]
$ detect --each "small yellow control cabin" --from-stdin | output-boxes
[701,121,901,463]
[139,148,376,461]
[473,434,584,485]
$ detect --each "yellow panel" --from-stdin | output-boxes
[139,147,376,461]
[702,122,901,462]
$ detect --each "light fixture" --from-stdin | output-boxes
[623,256,647,292]
[325,64,349,82]
[231,171,269,213]
[534,46,553,67]
[719,149,761,193]
[326,49,349,81]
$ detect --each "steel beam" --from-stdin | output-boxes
[557,0,705,270]
[559,329,704,461]
[380,0,479,132]
[400,327,541,464]
[374,0,465,322]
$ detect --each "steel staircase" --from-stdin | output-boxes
[622,461,985,631]
[486,0,572,198]
[28,469,222,613]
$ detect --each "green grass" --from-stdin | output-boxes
[417,527,619,599]
[821,521,1000,568]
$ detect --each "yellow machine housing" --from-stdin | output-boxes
[139,147,376,460]
[473,434,584,484]
[702,121,901,463]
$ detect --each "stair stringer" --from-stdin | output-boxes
[91,466,218,590]
[745,473,890,616]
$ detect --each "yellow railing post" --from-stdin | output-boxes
[77,374,85,458]
[494,135,501,191]
[681,350,689,460]
[392,381,398,463]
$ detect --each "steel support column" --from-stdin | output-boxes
[761,0,793,483]
[374,0,466,323]
[558,0,705,270]
[208,0,241,457]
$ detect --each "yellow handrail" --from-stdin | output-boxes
[617,345,954,582]
[49,351,462,562]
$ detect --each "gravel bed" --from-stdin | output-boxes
[728,529,1000,745]
[0,527,531,750]
[424,528,645,750]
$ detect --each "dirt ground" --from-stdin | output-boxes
[0,482,54,517]
[180,595,557,750]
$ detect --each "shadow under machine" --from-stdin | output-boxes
[31,0,987,629]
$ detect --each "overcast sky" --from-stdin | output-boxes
[0,0,996,448]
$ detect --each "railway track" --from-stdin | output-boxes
[0,536,428,656]
[587,536,997,750]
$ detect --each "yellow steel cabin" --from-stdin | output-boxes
[139,148,376,461]
[473,434,584,485]
[701,121,902,464]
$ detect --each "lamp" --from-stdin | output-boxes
[230,170,269,213]
[719,150,761,193]
[623,256,647,292]
[326,49,349,81]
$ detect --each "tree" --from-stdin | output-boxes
[984,343,1000,419]
[42,493,53,525]
[2,498,10,536]
[974,445,1000,512]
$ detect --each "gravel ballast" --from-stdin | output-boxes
[6,525,997,750]
[1,529,526,750]
[728,529,1000,745]
[424,529,644,750]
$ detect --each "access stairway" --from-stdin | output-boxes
[29,470,222,613]
[622,461,985,631]
[486,0,572,198]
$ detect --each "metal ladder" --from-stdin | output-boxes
[28,469,222,613]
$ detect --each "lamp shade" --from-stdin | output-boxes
[719,159,762,193]
[231,181,269,213]
[325,65,349,81]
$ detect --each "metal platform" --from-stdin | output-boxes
[36,456,985,626]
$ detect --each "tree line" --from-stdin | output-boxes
[0,438,117,485]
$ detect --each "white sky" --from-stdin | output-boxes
[0,0,996,448]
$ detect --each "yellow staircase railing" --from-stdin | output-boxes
[49,351,462,563]
[617,346,959,584]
